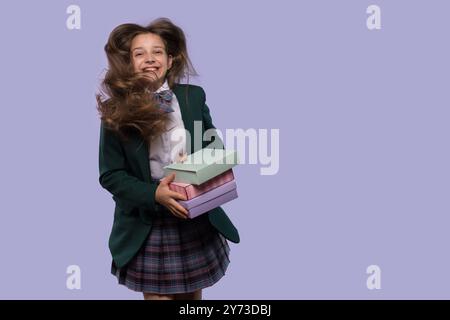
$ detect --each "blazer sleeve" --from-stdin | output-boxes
[200,87,225,149]
[98,121,158,213]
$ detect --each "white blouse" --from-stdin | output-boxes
[148,80,187,181]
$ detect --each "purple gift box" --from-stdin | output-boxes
[178,180,238,219]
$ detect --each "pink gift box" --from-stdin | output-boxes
[167,169,235,200]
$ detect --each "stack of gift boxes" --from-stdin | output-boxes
[162,148,239,219]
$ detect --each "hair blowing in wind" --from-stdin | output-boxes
[96,18,197,143]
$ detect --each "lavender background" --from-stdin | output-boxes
[0,0,449,299]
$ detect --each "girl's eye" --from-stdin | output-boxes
[135,53,142,56]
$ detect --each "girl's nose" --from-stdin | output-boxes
[145,52,156,63]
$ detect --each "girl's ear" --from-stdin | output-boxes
[168,55,173,69]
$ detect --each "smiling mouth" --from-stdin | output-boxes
[142,67,159,72]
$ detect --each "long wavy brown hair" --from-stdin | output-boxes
[96,17,198,143]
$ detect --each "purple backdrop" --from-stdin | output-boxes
[0,0,449,299]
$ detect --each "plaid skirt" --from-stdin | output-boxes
[111,206,231,294]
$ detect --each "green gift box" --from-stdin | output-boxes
[163,149,239,185]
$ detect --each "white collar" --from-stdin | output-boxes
[155,79,169,93]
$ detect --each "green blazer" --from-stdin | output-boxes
[98,83,240,269]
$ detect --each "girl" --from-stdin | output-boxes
[96,18,240,300]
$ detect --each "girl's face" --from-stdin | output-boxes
[130,33,173,88]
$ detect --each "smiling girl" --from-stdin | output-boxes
[96,18,240,300]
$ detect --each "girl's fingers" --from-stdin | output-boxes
[168,200,188,218]
[167,205,180,218]
[170,207,187,219]
[165,172,176,184]
[169,208,183,219]
[169,190,187,201]
[160,173,175,186]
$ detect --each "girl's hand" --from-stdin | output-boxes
[155,173,189,219]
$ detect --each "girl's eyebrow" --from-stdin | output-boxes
[132,46,164,52]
